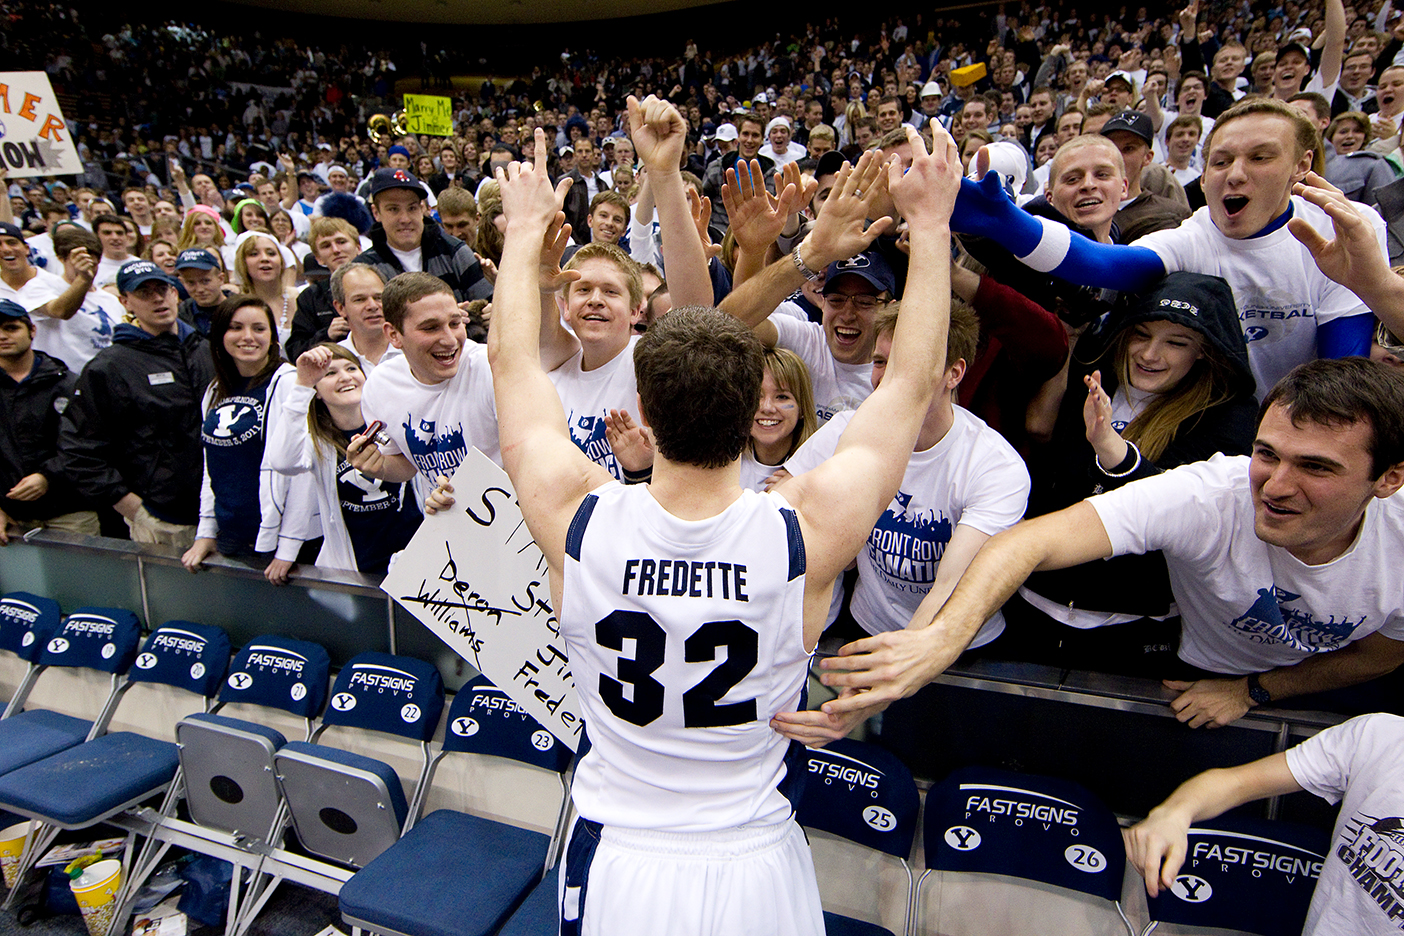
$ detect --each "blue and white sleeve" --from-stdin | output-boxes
[952,172,1167,293]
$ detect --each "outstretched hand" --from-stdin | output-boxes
[887,124,962,225]
[497,128,574,234]
[803,150,894,268]
[538,212,581,293]
[603,409,655,473]
[722,159,814,256]
[1288,172,1392,291]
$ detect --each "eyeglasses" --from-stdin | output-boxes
[824,293,883,312]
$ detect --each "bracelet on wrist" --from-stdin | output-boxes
[791,241,822,282]
[1096,440,1141,477]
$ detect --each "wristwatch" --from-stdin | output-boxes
[791,242,822,282]
[1246,673,1272,706]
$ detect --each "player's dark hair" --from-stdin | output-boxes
[633,306,764,469]
[209,295,283,404]
[1259,358,1404,478]
[382,271,453,332]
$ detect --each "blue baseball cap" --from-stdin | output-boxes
[369,167,425,199]
[175,248,220,271]
[824,250,896,295]
[0,299,31,321]
[116,260,178,294]
[0,222,24,241]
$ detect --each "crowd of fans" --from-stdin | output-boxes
[5,1,1404,927]
[2,0,1404,719]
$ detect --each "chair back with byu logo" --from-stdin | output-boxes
[917,766,1135,936]
[128,622,231,698]
[796,739,919,936]
[219,634,332,720]
[38,606,143,674]
[1145,815,1328,936]
[443,675,573,773]
[319,651,445,744]
[0,592,62,662]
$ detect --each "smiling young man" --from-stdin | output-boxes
[353,167,491,304]
[799,357,1404,739]
[350,271,499,501]
[955,97,1389,397]
[1046,135,1125,243]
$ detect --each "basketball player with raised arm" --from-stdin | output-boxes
[445,100,960,935]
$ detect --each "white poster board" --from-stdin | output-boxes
[0,73,82,179]
[381,448,582,750]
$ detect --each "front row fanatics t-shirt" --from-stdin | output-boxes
[1089,453,1404,674]
[785,406,1030,645]
[1286,713,1404,936]
[359,342,501,502]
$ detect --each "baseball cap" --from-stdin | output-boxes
[116,260,178,294]
[823,250,896,295]
[714,124,739,142]
[1100,110,1154,145]
[1104,70,1137,91]
[1277,40,1312,64]
[175,248,220,271]
[0,222,24,241]
[815,150,846,180]
[0,299,31,322]
[921,80,943,98]
[754,92,769,104]
[368,167,426,199]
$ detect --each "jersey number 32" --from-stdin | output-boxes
[596,610,759,728]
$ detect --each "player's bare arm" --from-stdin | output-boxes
[779,126,956,647]
[491,129,615,575]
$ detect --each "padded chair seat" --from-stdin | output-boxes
[823,911,898,936]
[0,710,92,774]
[339,809,551,936]
[496,866,559,936]
[0,732,178,826]
[277,740,409,831]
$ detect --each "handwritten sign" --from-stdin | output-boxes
[382,449,582,750]
[402,94,453,137]
[0,73,82,178]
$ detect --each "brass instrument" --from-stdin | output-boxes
[368,111,408,146]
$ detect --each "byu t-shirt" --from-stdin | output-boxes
[547,335,638,481]
[769,313,873,422]
[1286,714,1404,935]
[360,342,500,499]
[1135,195,1385,397]
[1090,454,1404,673]
[786,407,1030,645]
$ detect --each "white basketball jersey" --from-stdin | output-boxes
[562,482,810,833]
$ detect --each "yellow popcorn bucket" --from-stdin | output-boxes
[0,820,31,888]
[69,858,122,936]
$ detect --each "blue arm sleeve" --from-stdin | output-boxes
[1317,313,1374,359]
[952,172,1166,292]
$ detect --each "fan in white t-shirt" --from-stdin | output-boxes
[540,242,647,482]
[793,357,1404,742]
[1126,712,1404,936]
[351,273,500,503]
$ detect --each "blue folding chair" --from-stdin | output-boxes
[1142,815,1328,936]
[0,591,63,712]
[916,766,1137,936]
[273,651,445,872]
[138,634,330,936]
[796,739,920,936]
[494,865,561,936]
[338,675,575,936]
[0,619,230,930]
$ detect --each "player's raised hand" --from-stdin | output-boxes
[888,124,961,225]
[497,128,572,233]
[627,94,688,172]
